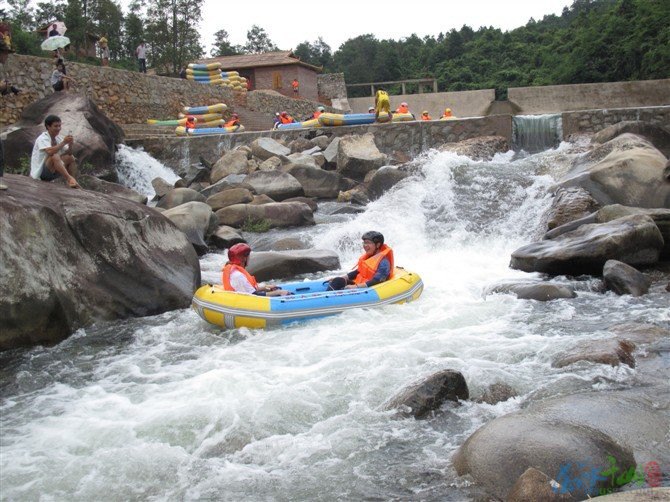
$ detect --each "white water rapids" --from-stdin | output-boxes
[1,142,668,500]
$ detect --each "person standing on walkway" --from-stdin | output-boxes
[291,78,299,97]
[136,41,147,73]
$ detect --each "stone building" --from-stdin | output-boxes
[196,51,321,101]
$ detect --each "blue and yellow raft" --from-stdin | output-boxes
[192,268,423,329]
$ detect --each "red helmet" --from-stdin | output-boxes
[228,243,251,264]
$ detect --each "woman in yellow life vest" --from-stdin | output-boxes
[221,243,290,296]
[374,88,392,121]
[328,231,394,290]
[441,108,455,119]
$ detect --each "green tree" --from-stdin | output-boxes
[242,25,277,54]
[293,37,332,69]
[211,28,238,57]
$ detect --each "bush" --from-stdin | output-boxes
[241,217,271,233]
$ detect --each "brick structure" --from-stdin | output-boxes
[196,51,321,102]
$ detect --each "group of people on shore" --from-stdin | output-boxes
[221,231,394,296]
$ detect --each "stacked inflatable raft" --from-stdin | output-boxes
[187,63,247,91]
[146,103,244,135]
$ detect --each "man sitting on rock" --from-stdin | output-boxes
[30,114,80,188]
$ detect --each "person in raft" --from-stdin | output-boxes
[312,106,325,119]
[279,111,295,124]
[374,88,392,121]
[441,107,455,119]
[328,231,394,291]
[184,116,197,130]
[421,110,432,121]
[368,106,375,113]
[222,243,291,296]
[30,114,80,188]
[223,113,241,131]
[395,101,409,114]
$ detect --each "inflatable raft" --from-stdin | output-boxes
[192,268,423,329]
[182,103,227,115]
[277,118,321,130]
[147,112,223,126]
[175,125,245,135]
[318,112,376,127]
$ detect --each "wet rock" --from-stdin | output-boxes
[205,187,254,211]
[249,194,275,205]
[477,382,518,405]
[77,174,147,205]
[510,215,664,276]
[552,339,636,368]
[3,92,124,181]
[151,177,173,199]
[367,166,410,200]
[331,205,366,215]
[156,187,206,210]
[208,225,245,249]
[591,121,670,158]
[596,205,670,260]
[545,187,600,230]
[162,201,218,255]
[453,409,636,500]
[215,201,315,229]
[603,260,651,297]
[199,178,255,199]
[558,134,669,208]
[608,322,670,346]
[338,188,370,206]
[507,467,575,502]
[438,135,509,161]
[250,137,290,161]
[243,170,304,201]
[179,163,210,187]
[270,237,310,251]
[282,196,318,212]
[0,175,199,350]
[337,133,386,181]
[211,150,251,183]
[287,166,353,199]
[487,281,577,301]
[247,249,340,281]
[383,369,469,419]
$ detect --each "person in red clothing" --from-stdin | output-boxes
[421,110,432,121]
[279,111,295,124]
[291,78,299,97]
[223,113,241,131]
[312,106,325,119]
[396,102,409,114]
[328,231,394,290]
[184,116,197,130]
[221,243,291,296]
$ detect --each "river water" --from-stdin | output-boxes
[1,142,668,500]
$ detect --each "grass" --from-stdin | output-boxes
[241,217,272,233]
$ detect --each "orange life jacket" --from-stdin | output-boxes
[396,105,409,114]
[354,244,394,286]
[185,117,196,128]
[421,114,431,121]
[224,119,239,128]
[222,263,258,291]
[280,114,294,124]
[291,80,299,89]
[312,111,322,119]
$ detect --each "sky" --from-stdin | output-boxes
[197,0,572,54]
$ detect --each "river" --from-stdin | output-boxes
[1,142,667,500]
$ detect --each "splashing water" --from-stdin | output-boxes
[115,144,180,198]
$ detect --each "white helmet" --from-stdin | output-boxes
[401,102,408,107]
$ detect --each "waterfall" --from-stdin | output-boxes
[115,144,180,199]
[512,114,563,153]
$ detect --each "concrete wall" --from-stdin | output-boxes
[127,114,512,172]
[0,54,236,126]
[510,79,670,115]
[562,105,670,138]
[318,73,350,111]
[348,89,495,119]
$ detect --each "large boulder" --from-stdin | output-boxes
[209,225,245,249]
[287,166,353,199]
[210,149,251,183]
[438,135,509,161]
[246,249,340,281]
[215,201,315,229]
[510,214,664,276]
[557,134,669,208]
[486,281,577,301]
[205,187,254,211]
[452,391,648,500]
[156,187,206,210]
[591,121,670,158]
[162,201,218,255]
[545,187,600,230]
[367,166,410,200]
[2,93,124,181]
[602,260,651,297]
[0,174,200,351]
[250,137,290,161]
[77,174,147,205]
[336,133,387,181]
[282,152,319,170]
[243,170,304,201]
